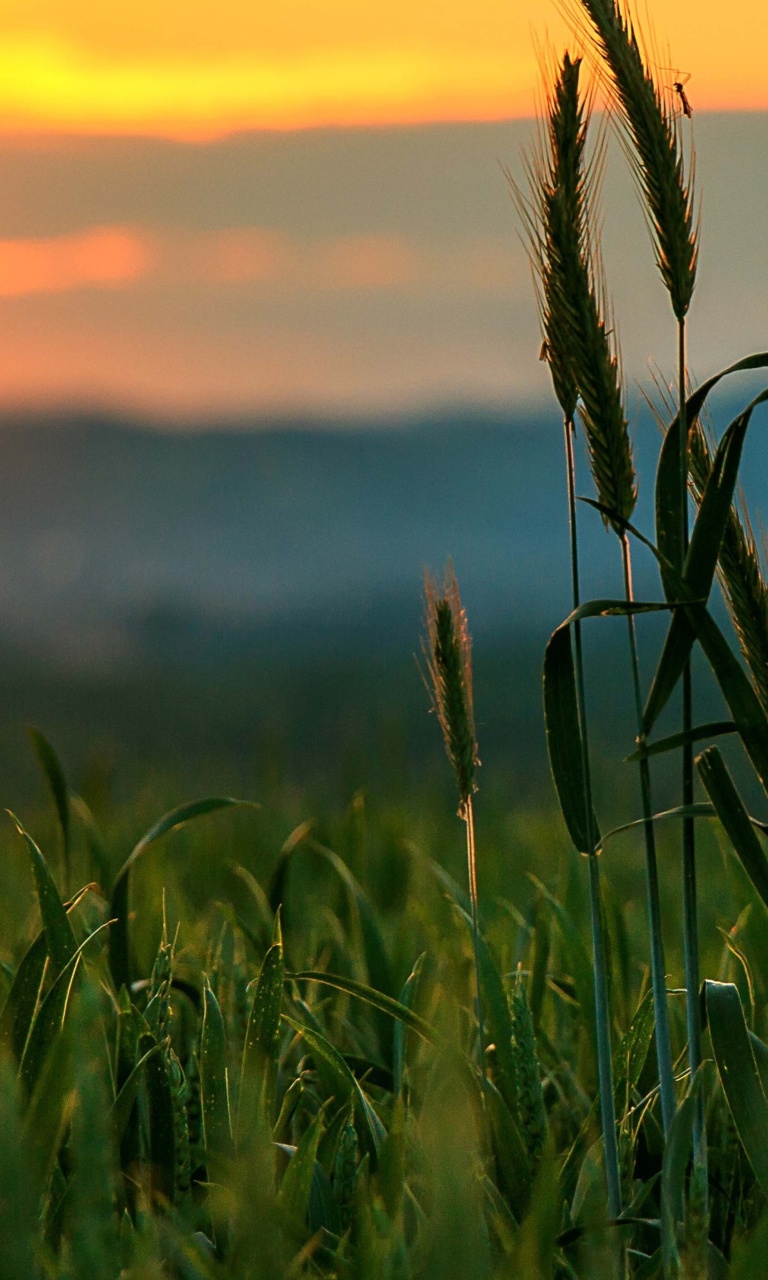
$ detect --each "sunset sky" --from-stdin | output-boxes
[2,0,766,134]
[0,0,766,416]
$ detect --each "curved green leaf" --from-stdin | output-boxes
[647,393,768,728]
[705,979,768,1194]
[278,1105,327,1233]
[200,980,233,1171]
[8,812,77,982]
[543,625,597,855]
[238,941,285,1140]
[601,803,716,845]
[108,797,258,990]
[393,952,427,1096]
[0,885,92,1064]
[282,1015,385,1160]
[656,352,768,587]
[20,920,111,1097]
[626,721,735,762]
[585,501,768,789]
[289,971,435,1042]
[109,1040,165,1145]
[485,1078,531,1220]
[697,747,768,912]
[661,1069,705,1274]
[28,729,71,893]
[139,1031,176,1205]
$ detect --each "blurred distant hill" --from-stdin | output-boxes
[0,401,760,804]
[0,403,680,669]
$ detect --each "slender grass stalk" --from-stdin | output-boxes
[513,53,622,1215]
[678,319,707,1188]
[621,534,676,1134]
[578,0,704,1180]
[565,414,622,1219]
[519,48,675,1160]
[423,567,486,1080]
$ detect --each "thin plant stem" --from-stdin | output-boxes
[620,533,676,1134]
[564,416,622,1218]
[679,317,707,1190]
[464,795,487,1087]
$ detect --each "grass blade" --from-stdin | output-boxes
[200,979,233,1172]
[290,971,434,1042]
[705,980,768,1194]
[28,728,71,894]
[278,1105,327,1235]
[238,940,284,1141]
[696,746,768,911]
[656,353,768,587]
[282,1015,385,1160]
[108,797,258,990]
[626,721,735,761]
[19,920,111,1097]
[544,625,598,854]
[8,812,77,981]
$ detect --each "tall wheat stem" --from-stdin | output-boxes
[620,533,676,1133]
[679,319,707,1187]
[564,416,622,1219]
[464,795,487,1085]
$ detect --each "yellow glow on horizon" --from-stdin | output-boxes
[0,37,537,137]
[0,2,766,137]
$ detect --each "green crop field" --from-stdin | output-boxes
[3,3,768,1277]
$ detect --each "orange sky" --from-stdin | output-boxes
[0,0,765,137]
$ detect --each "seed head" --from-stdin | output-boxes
[423,564,478,814]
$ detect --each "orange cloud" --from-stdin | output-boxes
[0,227,153,296]
[0,224,533,299]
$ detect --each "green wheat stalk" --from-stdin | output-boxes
[423,564,486,1080]
[514,52,625,1214]
[578,0,703,1180]
[523,49,679,1147]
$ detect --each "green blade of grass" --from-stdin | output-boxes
[705,980,768,1194]
[200,979,233,1172]
[661,1068,705,1274]
[8,812,77,981]
[646,395,768,731]
[277,1104,327,1235]
[19,920,111,1097]
[696,746,768,911]
[282,1015,385,1160]
[109,1040,165,1146]
[393,952,427,1097]
[626,721,735,761]
[139,1030,176,1206]
[28,728,71,894]
[655,352,768,586]
[238,941,284,1141]
[108,796,258,991]
[0,884,93,1064]
[289,971,435,1042]
[544,625,599,855]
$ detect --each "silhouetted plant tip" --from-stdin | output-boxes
[578,0,698,321]
[423,564,478,814]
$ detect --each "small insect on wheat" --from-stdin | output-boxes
[659,67,693,118]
